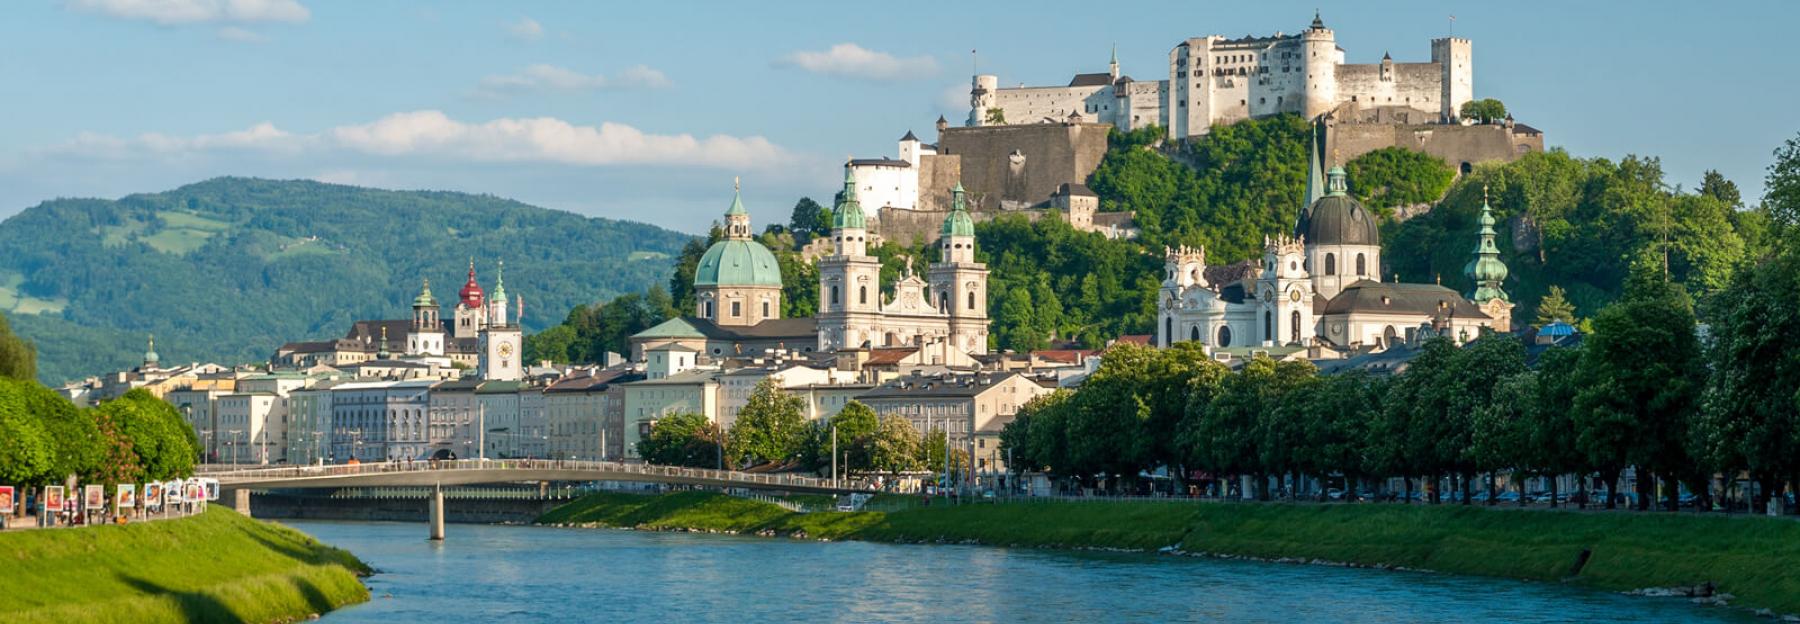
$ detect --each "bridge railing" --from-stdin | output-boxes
[196,459,839,490]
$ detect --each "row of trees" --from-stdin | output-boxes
[1001,264,1798,512]
[635,380,968,478]
[0,382,197,492]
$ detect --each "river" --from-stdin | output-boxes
[287,521,1754,623]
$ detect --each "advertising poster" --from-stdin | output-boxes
[143,482,163,510]
[0,486,13,514]
[44,485,64,512]
[117,483,137,509]
[165,480,183,505]
[187,479,204,505]
[85,484,105,511]
[203,478,220,502]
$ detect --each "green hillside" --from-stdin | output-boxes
[0,177,693,384]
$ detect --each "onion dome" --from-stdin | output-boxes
[832,166,867,230]
[413,278,436,308]
[942,182,976,238]
[144,334,159,366]
[458,258,484,309]
[1294,166,1379,246]
[1464,188,1510,303]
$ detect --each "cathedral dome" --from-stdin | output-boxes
[694,240,783,288]
[1295,166,1379,246]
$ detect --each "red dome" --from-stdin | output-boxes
[459,262,484,309]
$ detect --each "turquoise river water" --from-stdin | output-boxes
[287,520,1756,623]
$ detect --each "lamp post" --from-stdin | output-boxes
[226,429,242,465]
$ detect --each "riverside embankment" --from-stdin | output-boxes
[0,507,371,624]
[538,491,1800,618]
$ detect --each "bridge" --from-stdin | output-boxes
[199,459,857,539]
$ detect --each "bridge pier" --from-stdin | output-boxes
[428,483,445,541]
[234,489,252,516]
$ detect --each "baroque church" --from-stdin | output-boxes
[1157,127,1512,352]
[629,172,990,363]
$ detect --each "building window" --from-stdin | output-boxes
[1356,253,1367,276]
[1324,253,1336,275]
[762,301,770,317]
[1291,311,1302,344]
[1264,310,1272,340]
[1218,325,1233,348]
[967,291,976,310]
[1190,326,1200,342]
[1164,317,1172,347]
[703,301,714,318]
[859,286,868,305]
[731,301,742,317]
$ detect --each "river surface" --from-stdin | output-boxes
[287,520,1754,623]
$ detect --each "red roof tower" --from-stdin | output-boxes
[459,258,485,309]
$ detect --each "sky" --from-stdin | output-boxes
[2,0,1796,234]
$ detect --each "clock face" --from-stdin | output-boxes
[1289,290,1302,303]
[498,343,514,357]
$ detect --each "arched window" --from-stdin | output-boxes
[940,291,950,313]
[1190,326,1201,342]
[1218,325,1233,348]
[1165,317,1173,347]
[1383,325,1398,348]
[703,301,714,318]
[859,286,868,305]
[1263,310,1272,341]
[1356,253,1367,276]
[967,291,976,310]
[1291,311,1302,344]
[1324,253,1336,275]
[830,286,839,305]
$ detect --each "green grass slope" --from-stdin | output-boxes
[0,177,695,384]
[540,492,1800,616]
[0,507,370,623]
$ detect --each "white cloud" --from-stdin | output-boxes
[44,113,787,170]
[69,0,310,25]
[504,16,543,41]
[330,111,784,169]
[475,64,671,96]
[938,83,970,113]
[216,25,267,43]
[776,43,937,81]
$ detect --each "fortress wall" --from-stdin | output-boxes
[916,154,962,212]
[1329,123,1538,170]
[877,206,1050,248]
[936,123,1110,212]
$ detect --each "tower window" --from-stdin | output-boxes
[1264,310,1272,340]
[1291,311,1302,344]
[967,291,976,311]
[731,301,742,317]
[831,286,839,305]
[1356,253,1367,276]
[1218,325,1233,348]
[1190,326,1200,342]
[1324,253,1336,275]
[1165,317,1173,347]
[703,302,714,318]
[859,286,868,305]
[762,301,770,317]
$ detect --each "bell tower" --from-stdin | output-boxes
[407,278,445,357]
[927,183,990,354]
[478,263,522,381]
[817,165,883,352]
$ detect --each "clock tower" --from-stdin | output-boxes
[478,264,523,381]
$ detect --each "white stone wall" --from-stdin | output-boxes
[988,84,1107,125]
[849,162,916,213]
[1306,243,1382,300]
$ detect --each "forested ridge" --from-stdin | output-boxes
[0,177,692,383]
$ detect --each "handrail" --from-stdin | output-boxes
[194,459,844,491]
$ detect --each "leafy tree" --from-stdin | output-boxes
[1182,355,1313,499]
[788,197,831,237]
[984,108,1005,125]
[636,412,722,469]
[803,401,879,474]
[1471,372,1538,504]
[869,415,922,476]
[1459,98,1507,123]
[1534,285,1577,326]
[14,378,101,482]
[0,380,54,487]
[918,429,971,479]
[99,389,198,482]
[526,287,677,364]
[1376,338,1459,502]
[1698,251,1800,513]
[1527,347,1586,506]
[729,379,807,466]
[1345,147,1456,214]
[1299,371,1380,495]
[0,312,35,382]
[669,227,722,313]
[1765,130,1800,236]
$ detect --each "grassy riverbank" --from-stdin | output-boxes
[0,507,371,624]
[540,492,1800,616]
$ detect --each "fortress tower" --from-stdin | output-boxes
[1300,12,1340,120]
[1431,37,1474,121]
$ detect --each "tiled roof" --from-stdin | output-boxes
[1321,281,1491,318]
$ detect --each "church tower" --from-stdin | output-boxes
[817,166,884,352]
[1464,186,1514,331]
[453,259,487,339]
[479,261,522,381]
[927,183,990,354]
[407,279,445,357]
[1258,233,1315,346]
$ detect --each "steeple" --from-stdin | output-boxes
[377,326,390,360]
[489,260,510,327]
[1304,120,1326,207]
[725,177,753,240]
[1326,166,1349,197]
[832,164,867,231]
[942,183,976,239]
[1311,9,1325,30]
[143,334,159,368]
[1464,186,1510,303]
[1108,43,1119,79]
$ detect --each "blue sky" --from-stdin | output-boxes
[2,1,1794,234]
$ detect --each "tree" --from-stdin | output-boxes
[1300,371,1380,497]
[1698,251,1800,514]
[1459,98,1507,123]
[99,389,197,482]
[918,429,971,480]
[636,412,722,469]
[868,415,922,476]
[1471,371,1538,505]
[0,380,54,488]
[788,197,831,237]
[0,312,35,382]
[1534,285,1577,326]
[729,379,807,466]
[1376,338,1460,503]
[1345,147,1456,214]
[811,401,879,475]
[1700,170,1742,208]
[14,378,101,483]
[1528,346,1586,507]
[984,107,1005,125]
[1764,130,1800,236]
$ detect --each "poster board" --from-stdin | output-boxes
[44,485,65,513]
[85,484,106,512]
[143,482,163,510]
[0,486,13,514]
[165,480,183,505]
[202,478,220,502]
[116,484,137,509]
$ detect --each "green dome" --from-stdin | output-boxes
[694,239,783,287]
[1464,193,1510,303]
[941,182,975,237]
[832,167,866,230]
